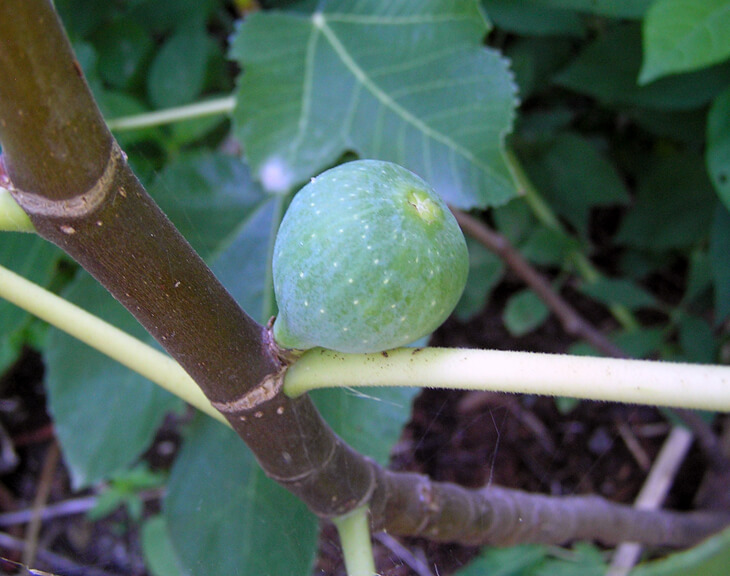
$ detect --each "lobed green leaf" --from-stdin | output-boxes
[230,0,519,208]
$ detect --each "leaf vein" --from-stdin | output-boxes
[314,12,492,177]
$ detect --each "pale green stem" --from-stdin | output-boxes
[506,148,561,231]
[0,264,226,425]
[333,506,378,576]
[505,148,639,332]
[5,257,728,415]
[106,96,236,132]
[0,188,34,232]
[284,347,730,412]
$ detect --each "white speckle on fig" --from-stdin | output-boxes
[272,159,469,353]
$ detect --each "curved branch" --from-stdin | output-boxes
[453,209,626,358]
[371,471,729,547]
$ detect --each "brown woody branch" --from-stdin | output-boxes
[371,470,728,547]
[453,209,626,358]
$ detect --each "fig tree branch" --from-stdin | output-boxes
[370,473,730,547]
[453,209,627,358]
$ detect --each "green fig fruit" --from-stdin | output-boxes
[272,159,468,354]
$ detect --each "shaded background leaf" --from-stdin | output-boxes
[147,24,209,108]
[503,289,550,336]
[453,543,548,575]
[92,17,153,90]
[528,0,651,19]
[630,524,730,576]
[555,23,730,110]
[520,226,580,267]
[519,132,629,239]
[46,274,182,488]
[0,234,60,373]
[579,278,658,311]
[640,0,730,84]
[482,0,585,38]
[149,152,269,261]
[707,86,730,211]
[454,237,505,321]
[311,387,419,466]
[165,416,318,576]
[616,152,717,250]
[142,515,191,576]
[711,204,730,322]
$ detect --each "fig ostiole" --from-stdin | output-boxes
[272,159,469,354]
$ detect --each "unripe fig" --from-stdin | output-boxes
[272,160,468,354]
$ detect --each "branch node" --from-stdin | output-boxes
[265,315,303,364]
[211,368,285,414]
[8,141,124,218]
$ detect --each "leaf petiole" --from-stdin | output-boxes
[333,506,378,576]
[0,264,225,424]
[283,346,730,412]
[106,96,235,132]
[0,188,34,232]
